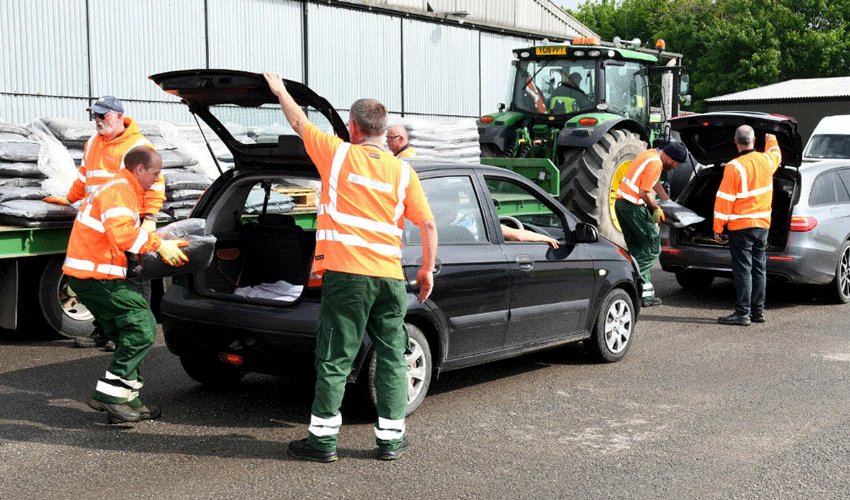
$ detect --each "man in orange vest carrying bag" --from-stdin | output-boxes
[714,127,781,326]
[63,146,188,424]
[264,72,438,462]
[44,96,166,350]
[614,142,688,307]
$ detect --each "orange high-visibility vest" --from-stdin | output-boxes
[713,136,782,233]
[396,145,418,158]
[302,123,433,280]
[66,117,165,218]
[525,78,547,113]
[616,149,662,205]
[63,168,162,280]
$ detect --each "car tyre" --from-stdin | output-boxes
[824,240,850,304]
[587,288,634,363]
[180,351,247,386]
[367,323,432,417]
[39,257,96,338]
[675,270,714,292]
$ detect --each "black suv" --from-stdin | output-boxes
[151,70,642,415]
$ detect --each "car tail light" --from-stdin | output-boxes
[768,256,794,261]
[480,116,494,124]
[579,118,598,126]
[661,247,680,255]
[219,352,245,366]
[789,216,817,232]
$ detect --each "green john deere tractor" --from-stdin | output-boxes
[478,37,690,247]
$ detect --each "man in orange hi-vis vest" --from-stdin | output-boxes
[63,146,188,424]
[44,96,166,350]
[715,126,781,326]
[614,142,688,307]
[264,72,437,463]
[386,125,417,158]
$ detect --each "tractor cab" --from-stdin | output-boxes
[509,39,652,129]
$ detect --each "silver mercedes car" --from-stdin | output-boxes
[659,112,850,303]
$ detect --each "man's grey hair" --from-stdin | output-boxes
[350,98,387,137]
[735,125,755,146]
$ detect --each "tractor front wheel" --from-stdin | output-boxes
[559,129,646,249]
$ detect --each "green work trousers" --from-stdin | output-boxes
[308,270,408,452]
[68,277,156,407]
[615,198,661,300]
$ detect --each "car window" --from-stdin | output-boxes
[835,169,850,201]
[242,179,320,216]
[809,170,850,206]
[483,177,566,242]
[404,176,486,245]
[208,104,337,146]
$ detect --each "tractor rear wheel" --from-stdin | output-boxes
[559,129,646,248]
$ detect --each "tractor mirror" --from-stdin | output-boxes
[680,74,690,93]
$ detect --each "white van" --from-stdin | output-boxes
[803,114,850,162]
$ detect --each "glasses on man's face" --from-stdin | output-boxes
[386,135,401,141]
[91,112,108,121]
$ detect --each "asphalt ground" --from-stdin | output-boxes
[1,267,849,500]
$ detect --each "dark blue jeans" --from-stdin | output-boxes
[729,227,768,316]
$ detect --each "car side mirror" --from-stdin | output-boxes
[498,102,506,112]
[573,222,598,243]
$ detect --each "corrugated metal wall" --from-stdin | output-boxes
[0,0,588,125]
[705,100,850,146]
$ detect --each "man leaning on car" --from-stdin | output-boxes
[263,71,438,462]
[714,126,781,326]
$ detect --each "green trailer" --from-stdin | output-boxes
[0,224,97,337]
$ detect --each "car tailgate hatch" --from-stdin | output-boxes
[670,111,802,168]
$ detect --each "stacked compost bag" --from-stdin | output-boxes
[0,121,77,227]
[391,117,481,163]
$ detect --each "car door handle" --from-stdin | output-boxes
[516,255,534,270]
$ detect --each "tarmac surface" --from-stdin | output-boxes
[1,267,849,499]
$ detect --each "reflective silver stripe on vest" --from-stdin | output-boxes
[617,155,657,205]
[720,158,773,200]
[102,206,138,222]
[315,229,403,258]
[63,257,127,277]
[318,142,405,241]
[127,230,150,254]
[64,256,96,272]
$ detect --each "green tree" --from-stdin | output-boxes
[568,0,850,111]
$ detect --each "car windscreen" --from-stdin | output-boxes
[804,134,850,160]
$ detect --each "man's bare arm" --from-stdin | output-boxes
[263,72,309,138]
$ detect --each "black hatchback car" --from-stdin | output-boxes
[151,70,642,415]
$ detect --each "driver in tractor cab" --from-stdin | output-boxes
[550,72,592,114]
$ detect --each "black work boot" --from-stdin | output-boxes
[718,312,751,326]
[287,438,338,463]
[378,437,410,461]
[88,399,141,424]
[75,328,107,348]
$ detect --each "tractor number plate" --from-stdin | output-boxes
[536,46,566,56]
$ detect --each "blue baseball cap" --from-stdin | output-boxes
[87,96,124,115]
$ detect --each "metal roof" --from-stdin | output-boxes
[706,77,850,103]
